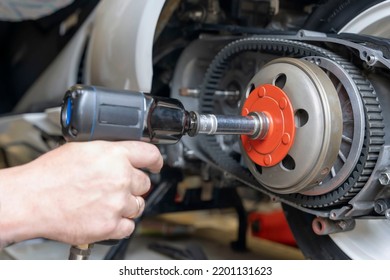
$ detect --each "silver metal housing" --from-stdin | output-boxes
[241,57,343,194]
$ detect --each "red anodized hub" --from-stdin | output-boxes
[241,84,296,167]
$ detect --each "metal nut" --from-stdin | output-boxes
[379,172,390,186]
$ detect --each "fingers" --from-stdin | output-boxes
[110,218,136,240]
[107,196,144,241]
[123,195,145,219]
[115,141,163,173]
[129,168,151,196]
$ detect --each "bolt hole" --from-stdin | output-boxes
[274,73,287,89]
[367,55,376,64]
[246,83,255,98]
[281,154,295,171]
[295,109,309,128]
[312,218,324,235]
[315,220,323,232]
[362,51,368,58]
[255,164,263,174]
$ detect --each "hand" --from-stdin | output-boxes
[0,141,163,247]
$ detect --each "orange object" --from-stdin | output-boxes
[241,84,295,167]
[248,211,296,247]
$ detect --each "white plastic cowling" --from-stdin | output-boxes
[85,0,166,93]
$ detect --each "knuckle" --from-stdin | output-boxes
[122,221,135,237]
[114,197,127,213]
[132,172,150,194]
[110,144,127,157]
[104,220,119,236]
[117,166,132,187]
[115,220,135,240]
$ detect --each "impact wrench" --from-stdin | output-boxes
[60,84,270,260]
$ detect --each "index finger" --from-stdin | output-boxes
[116,141,163,173]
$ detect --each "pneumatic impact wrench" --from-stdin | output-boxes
[61,84,269,260]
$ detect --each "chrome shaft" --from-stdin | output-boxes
[189,111,269,139]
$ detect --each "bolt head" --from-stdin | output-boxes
[264,154,272,166]
[279,98,287,110]
[245,142,252,152]
[282,133,291,145]
[338,220,347,230]
[379,172,390,186]
[257,87,266,98]
[374,200,386,214]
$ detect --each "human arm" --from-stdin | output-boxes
[0,141,163,248]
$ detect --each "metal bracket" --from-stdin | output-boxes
[329,145,390,219]
[289,30,390,68]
